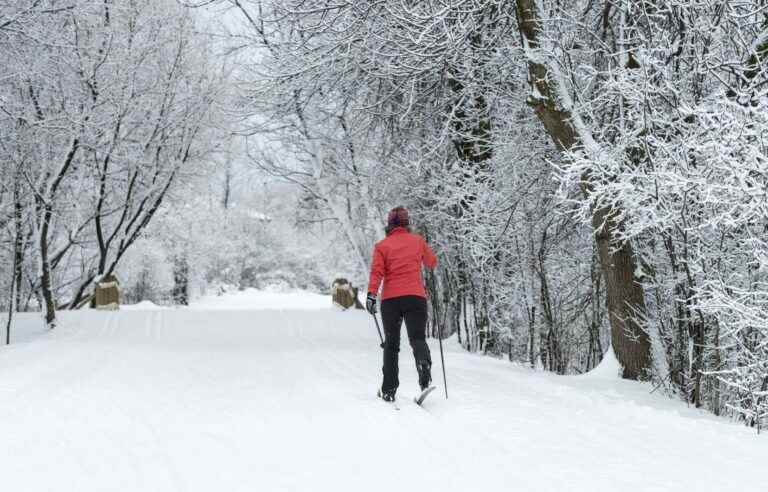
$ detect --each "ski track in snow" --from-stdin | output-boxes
[1,291,765,492]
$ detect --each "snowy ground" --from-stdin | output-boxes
[1,290,765,492]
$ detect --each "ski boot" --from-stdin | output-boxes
[377,388,396,402]
[417,360,432,391]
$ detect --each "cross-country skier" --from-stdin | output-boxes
[366,207,438,402]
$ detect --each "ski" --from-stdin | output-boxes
[377,386,436,408]
[414,385,436,406]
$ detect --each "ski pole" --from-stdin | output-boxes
[437,310,448,399]
[372,313,385,349]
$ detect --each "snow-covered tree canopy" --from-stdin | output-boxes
[0,0,226,325]
[215,0,768,429]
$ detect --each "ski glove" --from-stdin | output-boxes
[366,293,378,315]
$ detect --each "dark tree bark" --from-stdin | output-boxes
[13,170,24,314]
[515,0,651,380]
[528,304,536,368]
[223,162,233,210]
[586,249,604,370]
[172,255,189,306]
[6,165,24,344]
[38,138,80,328]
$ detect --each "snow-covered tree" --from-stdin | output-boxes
[217,0,768,429]
[0,0,227,327]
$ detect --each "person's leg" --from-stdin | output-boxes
[403,296,432,389]
[380,298,403,395]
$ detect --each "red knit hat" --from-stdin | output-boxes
[387,207,410,229]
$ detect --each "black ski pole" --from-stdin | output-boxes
[372,313,385,349]
[437,311,448,399]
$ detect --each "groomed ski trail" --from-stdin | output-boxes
[0,290,764,492]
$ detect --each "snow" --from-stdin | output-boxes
[191,287,330,310]
[122,300,169,311]
[583,344,621,379]
[1,290,765,492]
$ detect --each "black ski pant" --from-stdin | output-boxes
[381,295,431,393]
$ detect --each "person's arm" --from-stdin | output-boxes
[422,238,438,269]
[367,243,386,295]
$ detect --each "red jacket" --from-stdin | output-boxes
[367,228,438,300]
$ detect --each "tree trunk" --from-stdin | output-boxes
[172,255,189,306]
[39,219,57,328]
[515,0,651,379]
[14,178,24,313]
[5,257,15,344]
[37,138,80,328]
[592,207,651,379]
[39,188,59,328]
[6,167,23,344]
[528,305,536,368]
[223,161,233,210]
[587,249,604,370]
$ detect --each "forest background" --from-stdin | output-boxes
[1,0,766,430]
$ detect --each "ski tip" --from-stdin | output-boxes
[415,385,437,406]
